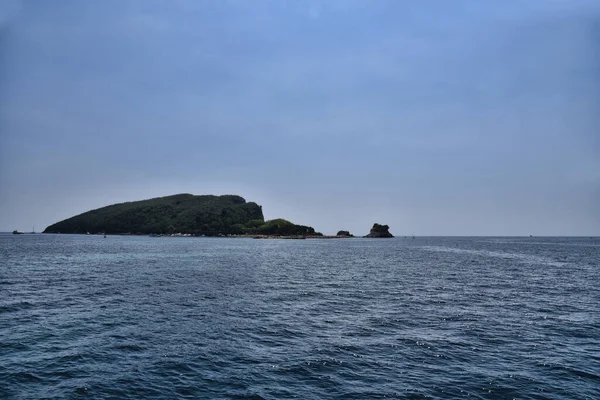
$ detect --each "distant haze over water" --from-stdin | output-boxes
[1,0,599,236]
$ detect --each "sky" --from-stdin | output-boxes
[1,0,599,236]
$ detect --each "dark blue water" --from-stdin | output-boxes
[1,235,599,399]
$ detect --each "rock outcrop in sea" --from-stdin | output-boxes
[336,230,354,237]
[365,223,394,238]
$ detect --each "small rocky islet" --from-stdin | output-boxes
[365,223,394,238]
[42,194,395,238]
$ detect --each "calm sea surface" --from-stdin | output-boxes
[1,234,599,399]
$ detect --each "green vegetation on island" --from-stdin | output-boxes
[252,218,321,236]
[43,194,322,236]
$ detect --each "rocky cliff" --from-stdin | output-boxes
[365,223,394,238]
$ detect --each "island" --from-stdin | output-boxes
[336,230,354,237]
[365,223,394,238]
[43,194,322,237]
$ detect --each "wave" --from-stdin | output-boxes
[418,245,567,267]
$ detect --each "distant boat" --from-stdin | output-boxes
[12,230,24,235]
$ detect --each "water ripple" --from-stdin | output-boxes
[1,235,598,399]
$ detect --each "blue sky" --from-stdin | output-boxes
[1,0,599,235]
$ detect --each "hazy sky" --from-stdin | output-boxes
[1,0,599,235]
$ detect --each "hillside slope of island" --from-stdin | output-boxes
[43,194,395,238]
[43,194,323,237]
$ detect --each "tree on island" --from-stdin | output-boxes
[43,194,322,237]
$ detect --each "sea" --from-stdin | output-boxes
[1,234,598,399]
